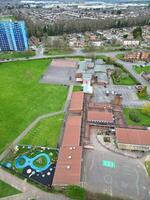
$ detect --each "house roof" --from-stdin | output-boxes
[116,128,150,146]
[88,111,113,122]
[51,59,77,68]
[52,146,82,185]
[62,115,82,147]
[69,92,84,112]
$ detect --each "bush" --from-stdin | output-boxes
[129,112,141,122]
[64,185,87,200]
[142,103,150,117]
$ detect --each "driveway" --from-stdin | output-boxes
[82,133,150,200]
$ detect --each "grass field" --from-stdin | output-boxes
[0,59,68,153]
[145,161,150,176]
[0,180,21,198]
[123,108,150,126]
[133,65,150,74]
[0,51,35,59]
[20,114,64,148]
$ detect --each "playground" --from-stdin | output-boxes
[1,145,58,187]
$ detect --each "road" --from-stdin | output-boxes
[0,50,129,63]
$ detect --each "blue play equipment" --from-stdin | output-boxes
[15,153,51,172]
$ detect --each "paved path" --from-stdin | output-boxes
[64,84,74,112]
[0,168,70,200]
[0,111,64,161]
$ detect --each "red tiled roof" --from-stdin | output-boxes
[62,115,82,146]
[87,111,113,122]
[69,92,84,113]
[116,128,150,146]
[51,59,77,68]
[53,146,82,185]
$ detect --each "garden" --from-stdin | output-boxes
[112,67,137,85]
[123,105,150,126]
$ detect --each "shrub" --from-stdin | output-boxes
[129,112,141,122]
[142,103,150,117]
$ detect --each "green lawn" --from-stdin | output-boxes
[112,70,136,85]
[0,59,68,153]
[64,185,87,200]
[145,161,150,176]
[0,179,21,198]
[133,65,150,74]
[83,46,125,53]
[116,54,124,60]
[123,108,150,126]
[73,85,83,92]
[20,114,64,148]
[0,51,36,59]
[44,48,73,55]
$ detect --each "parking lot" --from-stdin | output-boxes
[92,85,148,108]
[82,133,150,200]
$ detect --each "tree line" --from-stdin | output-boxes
[13,10,150,38]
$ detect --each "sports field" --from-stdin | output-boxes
[20,114,64,148]
[0,59,68,153]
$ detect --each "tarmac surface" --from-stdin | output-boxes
[82,133,150,200]
[41,64,76,85]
